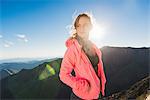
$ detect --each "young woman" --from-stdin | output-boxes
[59,13,107,99]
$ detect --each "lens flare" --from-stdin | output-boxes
[39,64,55,80]
[89,21,106,40]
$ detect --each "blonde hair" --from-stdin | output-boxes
[71,13,92,39]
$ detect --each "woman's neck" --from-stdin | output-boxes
[76,34,95,56]
[75,34,91,48]
[76,34,89,42]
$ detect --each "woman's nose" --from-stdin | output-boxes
[80,27,84,32]
[80,26,86,32]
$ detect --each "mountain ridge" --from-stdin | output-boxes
[0,46,149,99]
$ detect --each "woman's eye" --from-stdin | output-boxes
[76,25,80,28]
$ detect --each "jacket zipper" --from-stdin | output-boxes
[81,49,100,89]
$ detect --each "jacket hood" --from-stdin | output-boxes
[65,37,76,48]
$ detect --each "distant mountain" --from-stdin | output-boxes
[0,58,59,80]
[1,58,71,99]
[0,57,53,64]
[0,58,59,73]
[0,69,15,80]
[0,47,149,99]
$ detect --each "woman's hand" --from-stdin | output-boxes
[74,78,91,92]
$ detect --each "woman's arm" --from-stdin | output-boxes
[59,46,78,89]
[59,45,90,92]
[97,49,106,96]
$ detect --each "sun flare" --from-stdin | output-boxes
[89,21,106,40]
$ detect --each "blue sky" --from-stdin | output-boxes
[0,0,149,59]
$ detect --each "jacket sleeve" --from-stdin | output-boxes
[59,46,79,89]
[98,49,106,96]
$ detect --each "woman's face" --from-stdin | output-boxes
[76,16,92,39]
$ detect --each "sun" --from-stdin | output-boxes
[89,18,108,48]
[89,21,106,40]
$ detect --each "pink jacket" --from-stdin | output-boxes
[59,38,106,99]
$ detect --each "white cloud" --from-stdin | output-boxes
[4,44,10,48]
[16,34,28,42]
[3,40,14,48]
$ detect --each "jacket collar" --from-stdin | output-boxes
[65,37,102,64]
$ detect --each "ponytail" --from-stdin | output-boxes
[72,32,77,38]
